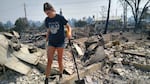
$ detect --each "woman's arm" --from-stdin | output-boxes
[46,28,50,42]
[65,23,72,39]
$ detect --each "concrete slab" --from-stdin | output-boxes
[73,43,84,56]
[5,56,32,75]
[61,62,103,84]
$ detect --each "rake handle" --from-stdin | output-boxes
[69,39,80,80]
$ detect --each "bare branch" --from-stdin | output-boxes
[143,0,150,9]
[138,0,150,24]
[119,0,124,7]
[147,5,150,8]
[131,0,135,4]
[136,0,141,19]
[124,0,136,20]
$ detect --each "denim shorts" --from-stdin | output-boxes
[48,41,65,48]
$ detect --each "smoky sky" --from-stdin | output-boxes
[0,0,137,23]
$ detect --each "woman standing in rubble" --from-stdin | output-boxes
[43,2,72,84]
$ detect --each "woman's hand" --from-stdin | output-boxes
[46,29,50,42]
[66,23,72,39]
[46,33,48,42]
[67,31,72,39]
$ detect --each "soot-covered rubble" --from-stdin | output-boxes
[0,30,150,84]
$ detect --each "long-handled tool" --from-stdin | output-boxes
[69,39,85,84]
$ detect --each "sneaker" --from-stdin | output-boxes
[44,78,48,84]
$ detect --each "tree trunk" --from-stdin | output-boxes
[103,0,111,34]
[123,1,127,32]
[134,17,140,33]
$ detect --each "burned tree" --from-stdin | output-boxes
[119,0,128,30]
[99,6,107,20]
[124,0,150,32]
[104,0,111,34]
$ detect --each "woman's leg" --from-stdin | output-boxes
[56,47,64,74]
[45,46,56,78]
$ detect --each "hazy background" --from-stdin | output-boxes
[0,0,125,23]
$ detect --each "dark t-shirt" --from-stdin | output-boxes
[45,14,68,44]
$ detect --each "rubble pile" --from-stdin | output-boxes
[73,28,90,39]
[0,31,45,83]
[0,30,150,84]
[20,31,46,49]
[82,35,150,83]
[0,30,106,84]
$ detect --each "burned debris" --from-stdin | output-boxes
[0,30,150,84]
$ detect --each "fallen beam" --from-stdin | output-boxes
[124,50,150,57]
[132,63,150,72]
[61,62,103,84]
[114,50,150,59]
[121,60,150,72]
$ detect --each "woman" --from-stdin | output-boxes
[43,2,72,84]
